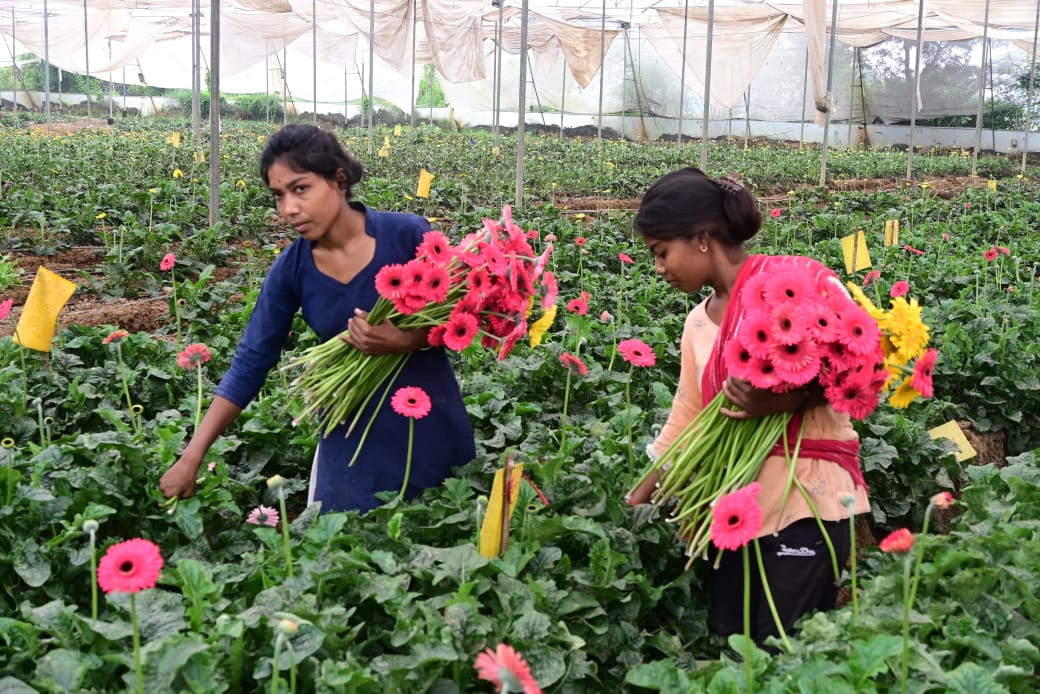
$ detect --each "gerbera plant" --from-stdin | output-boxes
[473,642,541,694]
[616,338,656,476]
[177,342,212,430]
[286,205,556,438]
[160,253,182,343]
[97,537,164,694]
[390,385,432,501]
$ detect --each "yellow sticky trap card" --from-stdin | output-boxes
[478,462,524,558]
[13,267,78,352]
[393,125,402,136]
[884,220,899,246]
[416,168,435,198]
[840,230,872,274]
[988,179,998,191]
[928,421,977,462]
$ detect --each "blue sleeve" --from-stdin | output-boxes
[215,248,300,408]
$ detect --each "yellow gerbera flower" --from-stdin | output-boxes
[528,305,557,348]
[173,169,184,178]
[846,282,882,319]
[888,378,921,409]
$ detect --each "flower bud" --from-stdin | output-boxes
[277,618,298,636]
[266,474,285,490]
[931,491,954,510]
[82,519,99,534]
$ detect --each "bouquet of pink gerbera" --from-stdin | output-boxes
[631,255,929,563]
[286,205,557,438]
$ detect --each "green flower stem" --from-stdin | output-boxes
[277,493,293,578]
[115,344,139,434]
[9,320,28,406]
[130,593,144,694]
[194,365,204,431]
[558,366,573,458]
[288,642,297,694]
[789,475,841,583]
[772,419,806,534]
[899,552,913,694]
[625,366,634,479]
[398,417,415,502]
[753,539,792,651]
[849,512,859,624]
[89,531,98,621]
[346,357,409,467]
[271,633,284,694]
[901,500,936,692]
[170,267,182,344]
[742,544,753,692]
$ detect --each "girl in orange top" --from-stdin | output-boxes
[627,167,869,645]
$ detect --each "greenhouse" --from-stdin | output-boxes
[1,1,1039,693]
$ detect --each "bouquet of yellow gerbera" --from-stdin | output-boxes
[846,281,937,408]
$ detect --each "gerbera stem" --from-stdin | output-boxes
[116,344,139,435]
[558,366,573,459]
[88,530,98,621]
[271,633,283,694]
[276,492,294,578]
[194,366,204,431]
[398,417,414,502]
[899,551,913,694]
[170,267,182,345]
[130,592,144,694]
[849,510,859,624]
[902,500,934,692]
[625,366,634,479]
[753,539,792,651]
[742,544,753,692]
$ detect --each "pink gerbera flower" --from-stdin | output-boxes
[466,267,492,298]
[879,528,915,554]
[374,263,409,300]
[724,339,755,381]
[902,244,925,256]
[420,265,451,304]
[97,538,164,594]
[740,273,771,308]
[391,386,432,419]
[618,252,634,264]
[769,208,782,219]
[177,343,212,369]
[862,270,881,287]
[103,329,129,345]
[984,248,998,262]
[710,482,764,551]
[474,643,542,694]
[574,237,587,247]
[246,505,279,527]
[833,305,881,356]
[802,301,838,343]
[559,352,589,376]
[890,280,909,298]
[617,338,655,367]
[769,339,821,386]
[0,298,13,320]
[735,309,775,359]
[746,354,782,390]
[538,271,558,309]
[824,369,880,420]
[427,324,447,347]
[763,269,816,306]
[160,253,176,272]
[443,311,480,351]
[769,301,808,345]
[911,347,937,398]
[416,230,454,264]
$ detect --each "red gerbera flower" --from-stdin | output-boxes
[416,230,454,264]
[618,252,634,265]
[427,324,447,347]
[890,280,909,298]
[879,528,915,554]
[994,245,1010,256]
[559,352,589,376]
[374,263,409,300]
[474,643,542,694]
[617,338,655,367]
[97,538,164,594]
[769,208,782,219]
[902,244,925,256]
[862,270,881,288]
[823,369,880,420]
[710,482,763,551]
[443,311,480,351]
[539,271,558,309]
[390,386,432,419]
[911,347,937,398]
[984,248,998,262]
[103,329,129,345]
[159,253,176,272]
[566,297,588,316]
[177,343,212,369]
[574,237,587,247]
[932,491,954,509]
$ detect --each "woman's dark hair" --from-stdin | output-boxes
[259,124,365,199]
[633,166,762,246]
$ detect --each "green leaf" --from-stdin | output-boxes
[945,662,1009,694]
[141,635,213,692]
[846,634,902,686]
[513,610,551,641]
[35,648,96,692]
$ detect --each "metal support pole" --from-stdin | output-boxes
[699,0,715,171]
[621,23,628,140]
[410,0,417,128]
[312,0,317,124]
[515,0,529,208]
[83,0,91,122]
[559,65,565,141]
[596,0,606,146]
[818,0,839,187]
[191,0,200,139]
[906,0,926,181]
[799,43,809,147]
[44,0,51,125]
[1022,0,1040,174]
[971,0,991,180]
[368,0,375,154]
[677,0,689,147]
[209,0,221,227]
[493,0,503,145]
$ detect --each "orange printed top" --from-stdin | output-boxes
[647,298,870,537]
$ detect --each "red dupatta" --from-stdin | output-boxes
[701,254,866,488]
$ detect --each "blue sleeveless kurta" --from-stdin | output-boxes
[216,203,475,512]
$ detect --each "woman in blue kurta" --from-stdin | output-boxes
[160,124,475,513]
